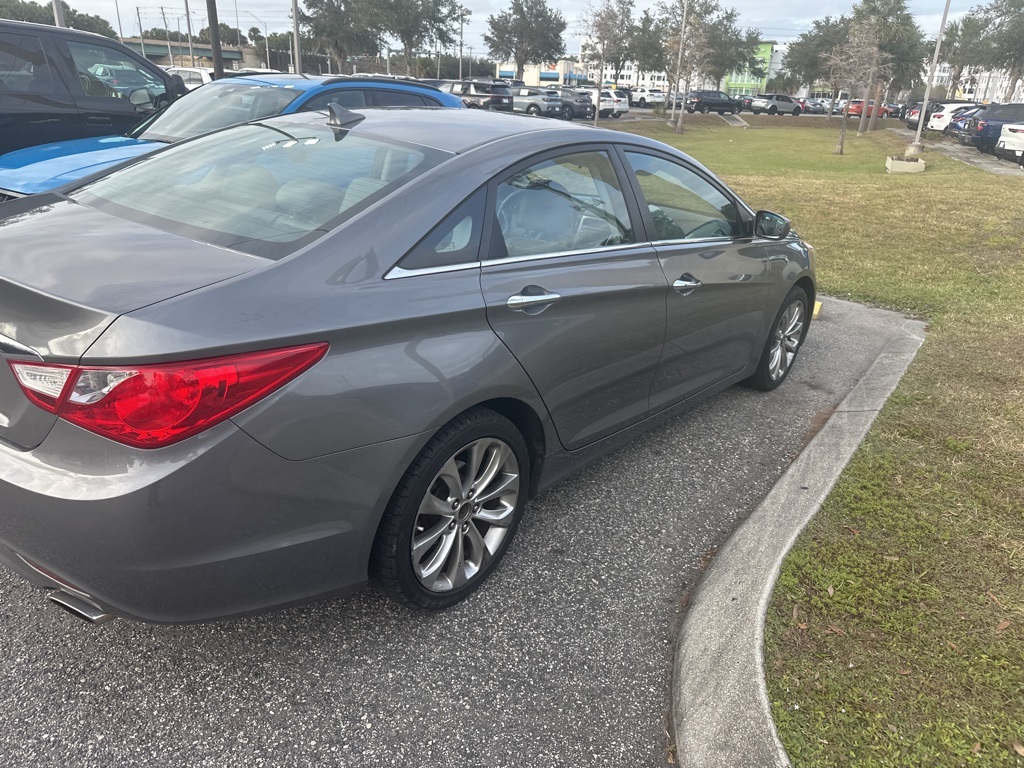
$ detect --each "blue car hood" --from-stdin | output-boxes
[0,136,158,195]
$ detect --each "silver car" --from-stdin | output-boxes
[511,86,563,117]
[0,108,815,624]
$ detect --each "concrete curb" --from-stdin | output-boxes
[671,313,927,767]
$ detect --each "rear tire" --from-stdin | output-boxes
[526,104,540,115]
[744,287,810,391]
[639,98,647,108]
[611,112,620,119]
[370,407,529,610]
[792,107,801,116]
[700,104,710,114]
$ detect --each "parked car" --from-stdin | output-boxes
[437,79,513,110]
[629,87,666,107]
[0,19,188,155]
[0,107,814,625]
[578,87,616,117]
[926,102,981,132]
[612,89,631,117]
[684,90,740,114]
[750,94,801,115]
[946,106,986,143]
[798,98,826,115]
[510,86,562,117]
[994,122,1024,166]
[738,94,758,111]
[846,99,893,118]
[554,87,595,120]
[971,103,1024,154]
[0,75,462,200]
[165,66,216,90]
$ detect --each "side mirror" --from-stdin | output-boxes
[170,73,188,98]
[754,210,791,240]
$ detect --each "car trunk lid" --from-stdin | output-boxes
[0,197,265,449]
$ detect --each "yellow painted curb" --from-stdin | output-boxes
[813,300,822,320]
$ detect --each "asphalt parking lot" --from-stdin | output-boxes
[0,297,916,768]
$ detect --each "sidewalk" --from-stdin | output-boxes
[887,125,1023,176]
[671,302,927,767]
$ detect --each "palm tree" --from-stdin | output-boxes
[853,0,924,133]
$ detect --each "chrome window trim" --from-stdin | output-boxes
[384,241,656,279]
[385,261,482,280]
[0,188,25,200]
[481,241,653,268]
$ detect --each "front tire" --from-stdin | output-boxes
[371,407,529,610]
[700,104,710,114]
[639,98,647,108]
[526,104,540,115]
[768,106,777,115]
[745,287,809,391]
[562,105,574,120]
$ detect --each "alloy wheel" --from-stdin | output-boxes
[767,301,805,381]
[411,437,520,592]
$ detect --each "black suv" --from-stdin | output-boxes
[438,79,513,111]
[685,90,740,114]
[0,20,187,154]
[555,86,595,120]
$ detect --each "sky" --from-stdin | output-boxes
[63,0,977,60]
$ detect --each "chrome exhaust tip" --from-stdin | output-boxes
[47,590,116,624]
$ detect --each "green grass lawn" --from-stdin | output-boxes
[617,115,1024,767]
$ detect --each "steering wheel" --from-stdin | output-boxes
[686,219,733,239]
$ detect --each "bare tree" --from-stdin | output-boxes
[580,0,621,125]
[825,19,887,154]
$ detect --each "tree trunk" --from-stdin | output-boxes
[856,82,871,136]
[866,82,883,132]
[1006,66,1023,102]
[403,42,414,77]
[948,66,963,99]
[826,86,839,124]
[594,55,603,126]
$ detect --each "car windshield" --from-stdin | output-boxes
[74,118,447,259]
[130,82,304,143]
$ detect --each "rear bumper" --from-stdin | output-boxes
[0,418,421,623]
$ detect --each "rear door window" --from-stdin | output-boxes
[0,31,55,95]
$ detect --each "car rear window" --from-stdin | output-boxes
[132,82,303,142]
[74,119,448,259]
[985,104,1024,122]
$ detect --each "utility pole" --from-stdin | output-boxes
[160,6,174,65]
[907,0,952,156]
[458,6,470,79]
[468,46,474,77]
[113,0,124,39]
[205,0,224,78]
[136,7,147,57]
[291,0,302,74]
[51,0,64,27]
[184,0,195,66]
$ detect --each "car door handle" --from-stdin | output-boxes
[86,116,112,125]
[672,275,702,294]
[506,291,562,311]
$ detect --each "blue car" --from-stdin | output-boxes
[0,74,463,200]
[972,102,1024,154]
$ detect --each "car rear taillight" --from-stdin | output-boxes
[978,120,987,130]
[933,113,944,119]
[1009,127,1023,134]
[9,343,327,448]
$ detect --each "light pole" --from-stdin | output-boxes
[458,6,471,79]
[467,46,474,77]
[291,0,302,74]
[244,11,269,68]
[907,0,953,156]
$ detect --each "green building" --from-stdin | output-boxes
[724,41,777,97]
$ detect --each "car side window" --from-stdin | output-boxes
[624,151,742,241]
[373,90,428,107]
[493,150,634,259]
[0,31,55,95]
[300,89,368,111]
[66,40,167,109]
[397,188,486,270]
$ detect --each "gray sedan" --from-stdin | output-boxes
[0,108,814,624]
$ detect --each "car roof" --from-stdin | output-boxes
[0,18,112,41]
[250,107,633,155]
[211,73,446,94]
